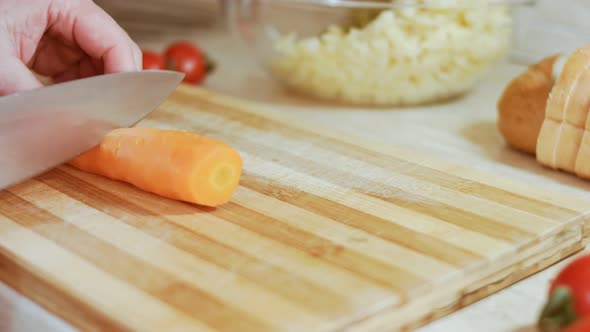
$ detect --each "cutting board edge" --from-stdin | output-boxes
[179,85,590,215]
[339,222,585,332]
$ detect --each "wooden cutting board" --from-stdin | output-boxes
[1,85,589,332]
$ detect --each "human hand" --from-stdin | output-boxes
[0,0,142,96]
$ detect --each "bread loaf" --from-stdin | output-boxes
[497,46,590,181]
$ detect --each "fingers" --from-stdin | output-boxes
[72,2,141,73]
[48,0,141,74]
[28,35,84,77]
[0,0,140,97]
[52,56,103,83]
[0,57,43,96]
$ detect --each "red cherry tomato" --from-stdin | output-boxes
[142,51,165,70]
[164,41,206,84]
[564,317,590,332]
[538,255,590,331]
[550,255,590,316]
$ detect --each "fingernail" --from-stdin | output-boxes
[133,45,142,71]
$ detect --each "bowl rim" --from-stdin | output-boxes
[267,0,537,8]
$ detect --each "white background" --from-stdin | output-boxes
[512,0,590,63]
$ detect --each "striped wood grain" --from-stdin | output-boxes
[0,85,588,332]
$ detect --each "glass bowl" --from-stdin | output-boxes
[223,0,537,107]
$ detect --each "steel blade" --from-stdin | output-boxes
[0,70,184,190]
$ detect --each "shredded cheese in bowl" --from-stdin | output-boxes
[269,1,513,106]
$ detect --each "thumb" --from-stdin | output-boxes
[0,57,43,96]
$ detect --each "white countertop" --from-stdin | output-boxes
[3,23,590,332]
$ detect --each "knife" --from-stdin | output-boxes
[0,70,184,190]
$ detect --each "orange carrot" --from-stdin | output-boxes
[68,127,243,207]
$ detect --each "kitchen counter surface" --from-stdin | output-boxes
[3,25,590,332]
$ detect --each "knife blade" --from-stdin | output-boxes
[0,70,184,190]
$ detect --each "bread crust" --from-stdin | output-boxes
[497,55,560,155]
